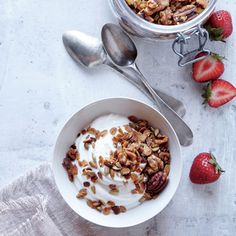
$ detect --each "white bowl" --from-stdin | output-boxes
[53,98,182,228]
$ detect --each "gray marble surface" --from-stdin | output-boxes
[0,0,235,235]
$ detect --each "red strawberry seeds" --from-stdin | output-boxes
[189,153,224,184]
[205,10,233,41]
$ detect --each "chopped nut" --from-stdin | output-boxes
[76,188,87,199]
[87,199,93,208]
[83,181,90,187]
[111,206,121,215]
[125,0,207,26]
[120,205,127,213]
[78,160,88,167]
[98,156,104,167]
[121,167,130,176]
[107,200,115,207]
[67,147,78,160]
[104,160,113,168]
[164,164,170,176]
[141,144,152,156]
[126,150,137,161]
[147,155,164,171]
[102,207,111,215]
[92,200,101,207]
[109,184,117,190]
[109,189,119,195]
[97,171,103,180]
[110,127,117,135]
[91,175,98,183]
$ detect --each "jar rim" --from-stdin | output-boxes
[111,0,217,34]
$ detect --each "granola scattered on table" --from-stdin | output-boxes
[62,114,171,215]
[125,0,208,25]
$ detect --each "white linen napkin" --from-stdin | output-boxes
[0,164,152,236]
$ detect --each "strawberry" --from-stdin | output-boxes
[189,153,224,184]
[202,79,236,108]
[205,10,233,41]
[192,52,224,83]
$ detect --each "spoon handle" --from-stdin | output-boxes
[104,60,186,118]
[129,64,193,146]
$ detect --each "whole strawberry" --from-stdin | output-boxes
[205,10,233,41]
[189,153,224,184]
[202,79,236,108]
[192,52,224,83]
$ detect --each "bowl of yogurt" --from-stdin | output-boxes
[53,97,182,227]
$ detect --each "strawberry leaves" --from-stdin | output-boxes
[208,154,225,174]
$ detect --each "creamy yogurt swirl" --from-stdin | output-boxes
[74,114,144,209]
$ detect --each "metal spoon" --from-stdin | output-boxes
[62,30,186,118]
[101,23,193,146]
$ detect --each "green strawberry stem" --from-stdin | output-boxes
[204,24,225,42]
[208,153,225,174]
[202,84,212,104]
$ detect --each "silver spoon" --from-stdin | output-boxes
[62,30,186,118]
[101,23,193,146]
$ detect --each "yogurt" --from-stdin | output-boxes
[74,114,144,209]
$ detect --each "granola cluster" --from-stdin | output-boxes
[62,115,171,215]
[125,0,208,25]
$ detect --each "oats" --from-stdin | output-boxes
[78,160,88,167]
[100,129,108,137]
[89,160,97,169]
[104,166,110,176]
[91,185,96,194]
[154,128,160,136]
[109,169,115,179]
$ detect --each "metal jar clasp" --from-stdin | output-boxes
[172,25,210,67]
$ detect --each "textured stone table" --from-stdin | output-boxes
[0,0,235,235]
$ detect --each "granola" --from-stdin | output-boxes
[62,114,171,215]
[126,0,208,25]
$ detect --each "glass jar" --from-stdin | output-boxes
[109,0,217,66]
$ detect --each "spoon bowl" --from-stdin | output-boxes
[101,23,137,67]
[63,31,106,67]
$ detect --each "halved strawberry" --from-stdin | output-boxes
[192,52,224,83]
[202,79,236,108]
[205,10,233,41]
